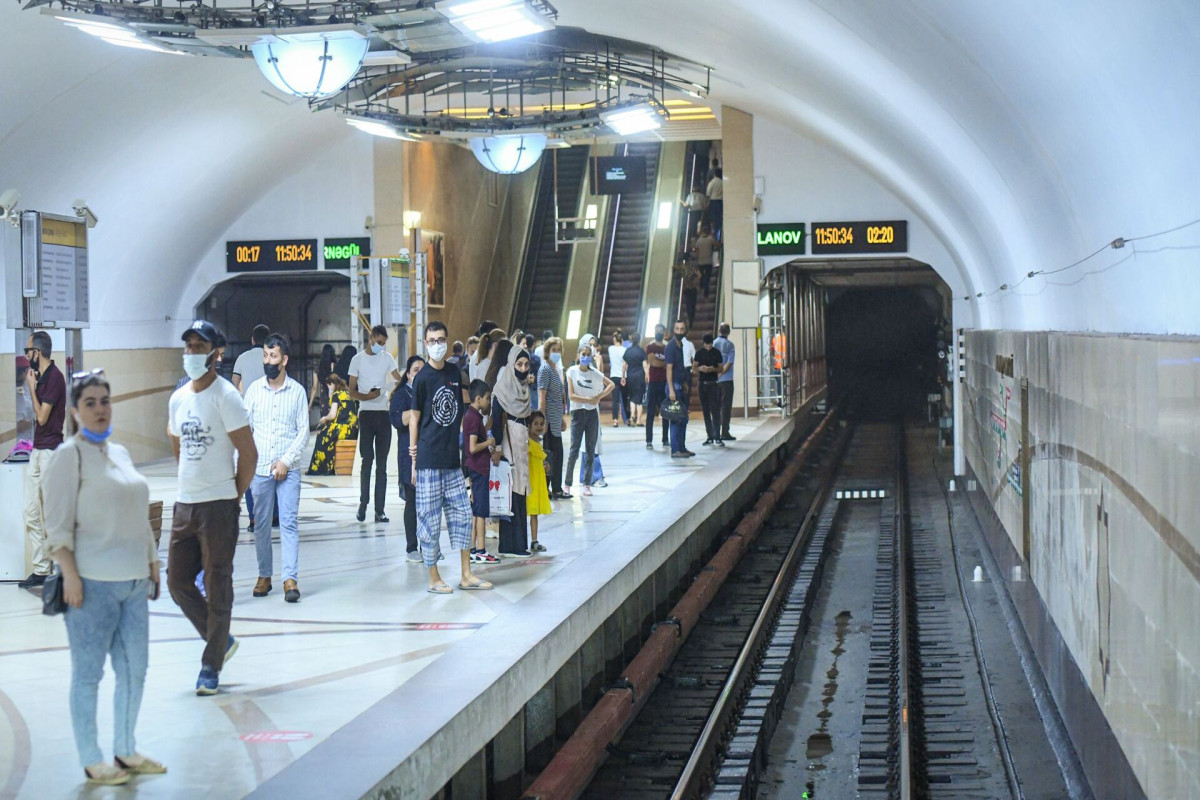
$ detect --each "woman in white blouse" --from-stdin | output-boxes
[44,373,164,786]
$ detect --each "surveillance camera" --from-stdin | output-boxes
[73,199,98,229]
[0,189,19,218]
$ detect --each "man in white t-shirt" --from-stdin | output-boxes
[706,167,724,240]
[606,330,628,427]
[348,324,402,523]
[167,320,257,697]
[563,344,613,497]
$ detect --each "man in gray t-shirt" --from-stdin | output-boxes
[232,324,269,395]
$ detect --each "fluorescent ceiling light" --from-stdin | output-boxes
[60,17,171,53]
[346,118,418,140]
[441,0,553,43]
[601,106,662,136]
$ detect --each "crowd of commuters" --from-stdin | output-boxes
[15,312,741,782]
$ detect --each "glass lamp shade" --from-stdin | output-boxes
[469,134,547,174]
[251,36,368,99]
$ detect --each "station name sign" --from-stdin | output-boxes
[755,223,807,256]
[323,237,371,269]
[810,220,908,255]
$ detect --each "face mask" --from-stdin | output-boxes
[369,343,383,355]
[80,426,112,444]
[674,332,684,341]
[655,333,664,342]
[624,340,632,348]
[549,352,562,364]
[514,368,529,382]
[183,353,211,381]
[579,356,593,367]
[426,342,447,361]
[264,363,282,380]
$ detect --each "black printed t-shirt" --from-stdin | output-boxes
[695,347,724,382]
[412,362,464,470]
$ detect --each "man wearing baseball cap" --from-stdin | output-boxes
[167,320,257,695]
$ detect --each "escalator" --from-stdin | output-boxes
[514,146,591,335]
[589,141,662,340]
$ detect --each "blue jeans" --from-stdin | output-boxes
[64,577,150,768]
[245,486,254,520]
[252,469,301,582]
[669,381,690,453]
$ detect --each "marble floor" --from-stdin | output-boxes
[0,415,774,799]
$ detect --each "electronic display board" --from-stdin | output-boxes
[226,239,318,272]
[323,237,371,269]
[590,156,648,195]
[810,221,907,254]
[756,223,807,256]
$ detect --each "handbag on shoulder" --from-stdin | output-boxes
[42,567,67,616]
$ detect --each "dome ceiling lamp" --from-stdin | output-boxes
[249,26,370,100]
[469,133,547,174]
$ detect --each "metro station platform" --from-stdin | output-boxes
[0,412,796,799]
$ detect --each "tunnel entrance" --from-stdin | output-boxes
[195,272,351,395]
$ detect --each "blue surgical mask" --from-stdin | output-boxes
[80,426,112,444]
[369,343,383,355]
[579,356,593,367]
[549,352,562,364]
[182,353,211,381]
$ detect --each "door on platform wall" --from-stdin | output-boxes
[195,273,352,399]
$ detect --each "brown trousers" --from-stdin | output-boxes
[167,499,239,671]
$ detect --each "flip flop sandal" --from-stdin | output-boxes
[115,755,167,775]
[459,580,494,591]
[85,765,130,786]
[427,584,454,594]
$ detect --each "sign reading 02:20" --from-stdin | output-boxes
[810,221,907,254]
[227,239,318,272]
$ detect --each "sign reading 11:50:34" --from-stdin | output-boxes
[227,239,318,272]
[810,221,908,254]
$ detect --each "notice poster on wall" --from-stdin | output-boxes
[423,231,445,308]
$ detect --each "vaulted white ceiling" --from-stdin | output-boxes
[1,0,1196,344]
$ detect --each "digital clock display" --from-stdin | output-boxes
[226,239,319,272]
[810,221,907,254]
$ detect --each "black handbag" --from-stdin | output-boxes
[660,399,689,422]
[42,567,67,616]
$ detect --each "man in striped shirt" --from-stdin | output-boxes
[244,333,310,603]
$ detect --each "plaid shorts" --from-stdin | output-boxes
[416,468,472,566]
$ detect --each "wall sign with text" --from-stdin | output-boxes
[323,237,371,269]
[226,239,318,272]
[755,223,807,256]
[810,220,908,254]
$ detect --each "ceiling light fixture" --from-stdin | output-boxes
[250,28,369,99]
[346,118,420,140]
[440,0,553,44]
[600,104,663,136]
[469,133,546,174]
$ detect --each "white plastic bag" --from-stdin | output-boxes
[489,460,513,518]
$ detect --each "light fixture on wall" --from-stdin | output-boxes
[600,104,663,136]
[643,307,661,338]
[403,211,423,235]
[565,309,582,340]
[656,201,673,230]
[469,133,547,174]
[250,27,369,99]
[440,0,554,44]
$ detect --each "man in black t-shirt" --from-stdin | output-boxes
[695,334,726,447]
[409,321,493,594]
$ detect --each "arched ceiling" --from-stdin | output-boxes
[1,0,1196,345]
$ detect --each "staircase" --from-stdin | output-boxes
[589,142,662,341]
[514,146,591,335]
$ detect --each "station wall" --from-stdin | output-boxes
[963,330,1200,800]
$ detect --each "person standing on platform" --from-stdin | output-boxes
[665,320,696,459]
[409,321,492,594]
[644,324,669,450]
[694,225,719,299]
[390,355,425,564]
[695,334,726,448]
[45,373,166,786]
[231,324,268,531]
[525,334,542,411]
[564,344,613,496]
[490,347,534,558]
[462,380,499,564]
[244,334,309,603]
[348,325,401,523]
[526,410,550,552]
[17,330,66,589]
[607,331,628,427]
[537,337,567,498]
[713,323,737,441]
[623,336,647,427]
[167,320,256,696]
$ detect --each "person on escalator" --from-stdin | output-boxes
[693,225,719,299]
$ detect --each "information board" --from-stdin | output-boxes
[24,213,89,328]
[810,220,908,255]
[226,239,318,272]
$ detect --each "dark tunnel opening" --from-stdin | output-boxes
[825,286,945,421]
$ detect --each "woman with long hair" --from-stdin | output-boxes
[390,355,426,561]
[334,345,357,383]
[306,374,359,475]
[309,343,337,415]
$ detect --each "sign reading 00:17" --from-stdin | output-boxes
[227,239,318,272]
[810,221,907,254]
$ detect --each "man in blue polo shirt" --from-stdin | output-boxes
[713,323,736,441]
[664,320,695,458]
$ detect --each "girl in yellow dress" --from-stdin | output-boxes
[527,411,551,551]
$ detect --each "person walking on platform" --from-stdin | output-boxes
[623,336,647,426]
[695,334,726,447]
[490,346,534,557]
[307,375,358,475]
[17,330,66,589]
[390,356,425,563]
[45,372,166,786]
[713,323,737,441]
[409,321,492,594]
[607,331,628,427]
[244,334,309,603]
[348,325,401,523]
[665,320,695,458]
[231,323,268,531]
[537,337,568,498]
[564,344,613,496]
[167,320,256,696]
[644,324,669,449]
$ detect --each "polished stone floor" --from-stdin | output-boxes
[0,415,772,799]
